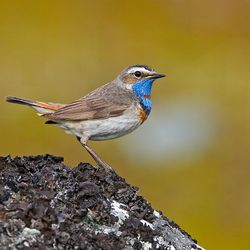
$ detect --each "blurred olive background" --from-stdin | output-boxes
[1,1,250,249]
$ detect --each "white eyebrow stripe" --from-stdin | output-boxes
[127,67,153,74]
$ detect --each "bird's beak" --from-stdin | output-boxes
[147,73,166,79]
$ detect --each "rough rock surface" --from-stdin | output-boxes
[0,155,204,250]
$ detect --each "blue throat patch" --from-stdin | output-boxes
[132,78,154,114]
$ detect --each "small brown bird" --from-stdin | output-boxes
[6,65,165,169]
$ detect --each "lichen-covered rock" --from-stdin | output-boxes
[0,155,204,250]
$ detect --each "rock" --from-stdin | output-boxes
[0,155,204,250]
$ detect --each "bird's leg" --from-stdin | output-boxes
[77,137,113,171]
[83,144,113,171]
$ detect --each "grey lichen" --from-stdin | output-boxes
[0,155,204,249]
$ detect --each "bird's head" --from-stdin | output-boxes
[117,64,166,114]
[118,64,165,89]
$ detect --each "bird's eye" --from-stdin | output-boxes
[134,71,142,77]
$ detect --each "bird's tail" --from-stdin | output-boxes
[6,96,65,115]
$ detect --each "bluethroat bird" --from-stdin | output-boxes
[6,65,165,170]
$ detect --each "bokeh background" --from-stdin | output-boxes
[1,1,250,249]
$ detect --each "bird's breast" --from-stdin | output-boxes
[136,103,150,124]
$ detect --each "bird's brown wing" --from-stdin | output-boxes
[44,82,135,121]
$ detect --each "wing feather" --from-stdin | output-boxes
[44,82,135,121]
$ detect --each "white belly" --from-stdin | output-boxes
[60,107,142,141]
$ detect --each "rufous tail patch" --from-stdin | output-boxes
[34,101,60,111]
